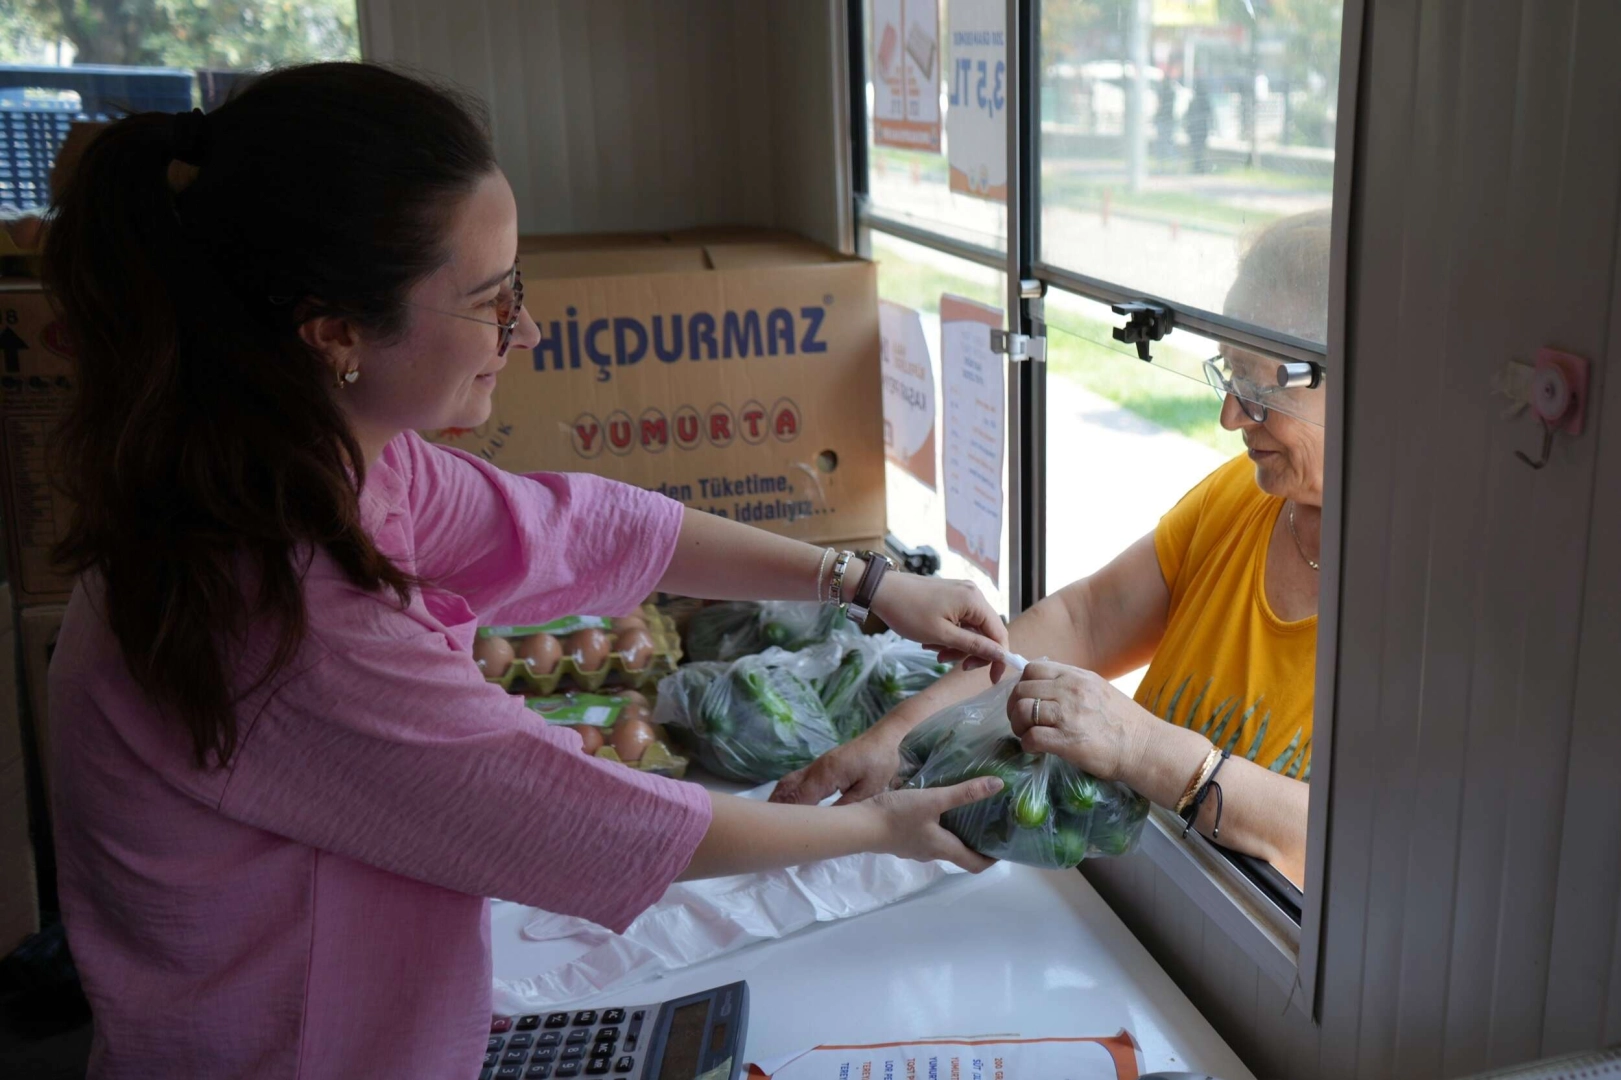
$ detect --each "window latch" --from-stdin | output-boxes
[1111,300,1175,361]
[989,329,1047,362]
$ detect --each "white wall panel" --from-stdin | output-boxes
[359,0,848,247]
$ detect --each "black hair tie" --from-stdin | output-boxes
[170,108,212,166]
[1180,747,1231,841]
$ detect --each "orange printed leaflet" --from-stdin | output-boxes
[746,1032,1140,1080]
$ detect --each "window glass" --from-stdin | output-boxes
[865,0,1009,252]
[871,230,1011,616]
[1042,291,1246,694]
[1039,0,1341,343]
[1,1,358,215]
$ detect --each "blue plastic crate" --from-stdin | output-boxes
[0,88,82,214]
[0,64,194,214]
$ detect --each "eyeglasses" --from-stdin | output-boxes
[420,262,525,357]
[1203,354,1284,424]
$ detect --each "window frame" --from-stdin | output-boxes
[849,0,1367,1020]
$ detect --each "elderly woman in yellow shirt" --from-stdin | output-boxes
[774,210,1330,886]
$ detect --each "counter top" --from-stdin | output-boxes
[490,852,1255,1078]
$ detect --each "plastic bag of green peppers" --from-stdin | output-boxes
[655,649,844,783]
[684,601,861,664]
[897,676,1149,868]
[814,633,952,741]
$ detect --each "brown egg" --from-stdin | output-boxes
[614,628,656,670]
[516,633,562,675]
[571,724,605,755]
[617,702,653,727]
[610,689,650,709]
[472,635,515,678]
[610,718,657,763]
[612,615,648,634]
[565,628,611,672]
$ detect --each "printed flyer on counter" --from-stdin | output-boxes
[940,294,1004,584]
[746,1033,1141,1080]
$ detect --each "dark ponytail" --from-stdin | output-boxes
[42,64,498,767]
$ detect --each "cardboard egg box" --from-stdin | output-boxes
[477,602,682,693]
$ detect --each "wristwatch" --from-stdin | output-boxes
[845,550,896,624]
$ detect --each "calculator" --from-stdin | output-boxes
[481,981,749,1080]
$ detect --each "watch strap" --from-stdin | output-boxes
[846,550,894,623]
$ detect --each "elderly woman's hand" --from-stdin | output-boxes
[1005,660,1153,781]
[770,723,906,806]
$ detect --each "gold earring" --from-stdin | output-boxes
[335,367,358,388]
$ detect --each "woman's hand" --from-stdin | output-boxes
[856,777,1003,872]
[771,724,905,806]
[1005,660,1153,781]
[683,774,1002,880]
[871,573,1009,677]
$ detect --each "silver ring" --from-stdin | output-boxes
[1032,698,1042,726]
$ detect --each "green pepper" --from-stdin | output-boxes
[992,736,1040,771]
[1087,791,1149,857]
[820,649,869,722]
[927,755,1021,791]
[1051,826,1091,867]
[1057,771,1102,814]
[1011,773,1052,829]
[941,791,1013,849]
[1088,824,1136,857]
[736,668,798,730]
[901,721,951,763]
[699,684,734,737]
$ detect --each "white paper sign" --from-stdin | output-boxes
[940,294,1004,583]
[947,0,1008,201]
[747,1034,1138,1080]
[879,300,937,489]
[873,0,942,152]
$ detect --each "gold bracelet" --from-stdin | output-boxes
[1175,746,1223,815]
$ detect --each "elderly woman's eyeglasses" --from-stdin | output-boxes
[420,262,525,357]
[1203,355,1286,423]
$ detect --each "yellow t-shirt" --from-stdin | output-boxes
[1133,455,1317,781]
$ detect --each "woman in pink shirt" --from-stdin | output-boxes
[41,64,1011,1079]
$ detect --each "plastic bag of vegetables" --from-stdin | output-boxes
[655,649,844,783]
[896,675,1149,869]
[684,601,860,663]
[814,633,952,741]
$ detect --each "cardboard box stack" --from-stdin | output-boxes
[428,228,888,549]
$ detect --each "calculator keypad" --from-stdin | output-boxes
[490,1008,635,1080]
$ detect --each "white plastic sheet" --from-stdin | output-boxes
[490,783,1010,1012]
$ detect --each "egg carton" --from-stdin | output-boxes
[523,693,689,779]
[588,739,688,779]
[477,603,683,694]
